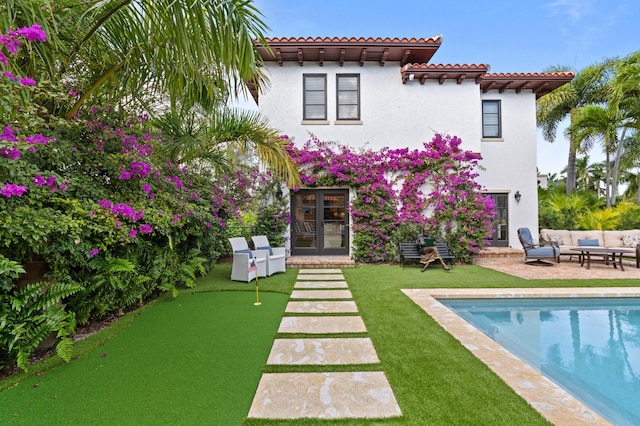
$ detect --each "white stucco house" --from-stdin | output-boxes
[249,36,574,257]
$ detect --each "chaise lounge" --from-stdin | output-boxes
[517,227,560,265]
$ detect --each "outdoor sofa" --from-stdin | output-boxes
[539,229,640,262]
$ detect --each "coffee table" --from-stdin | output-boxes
[570,247,635,271]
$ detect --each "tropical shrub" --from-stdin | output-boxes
[0,23,286,370]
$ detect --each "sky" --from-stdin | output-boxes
[250,0,639,175]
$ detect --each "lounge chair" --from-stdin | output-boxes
[517,227,560,265]
[228,237,267,282]
[251,235,286,276]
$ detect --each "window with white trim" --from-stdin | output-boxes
[336,74,360,120]
[482,100,501,138]
[303,74,327,120]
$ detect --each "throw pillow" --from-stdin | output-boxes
[234,248,253,259]
[256,245,273,255]
[621,235,640,248]
[577,238,599,246]
[549,233,564,245]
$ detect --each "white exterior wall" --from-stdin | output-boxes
[477,91,539,246]
[260,62,481,153]
[260,61,539,250]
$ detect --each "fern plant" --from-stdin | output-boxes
[0,264,81,371]
[70,256,151,325]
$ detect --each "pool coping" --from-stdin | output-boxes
[401,287,640,426]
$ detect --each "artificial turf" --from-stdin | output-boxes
[2,263,637,425]
[0,290,290,425]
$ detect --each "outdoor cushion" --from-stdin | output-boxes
[256,245,273,255]
[527,246,558,257]
[622,235,640,248]
[234,248,253,259]
[577,239,599,246]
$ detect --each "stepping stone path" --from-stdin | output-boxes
[248,269,402,420]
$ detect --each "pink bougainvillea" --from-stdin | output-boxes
[288,133,495,263]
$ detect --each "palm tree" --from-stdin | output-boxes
[568,104,621,207]
[2,0,300,184]
[620,131,640,202]
[153,107,299,184]
[609,51,640,203]
[537,62,613,195]
[3,0,269,116]
[570,156,592,192]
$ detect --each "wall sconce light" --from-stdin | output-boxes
[514,191,521,202]
[408,73,415,81]
[276,187,283,200]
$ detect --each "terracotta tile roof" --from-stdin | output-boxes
[402,63,490,71]
[249,36,576,101]
[479,72,575,98]
[264,36,442,44]
[256,35,442,67]
[484,72,576,78]
[401,63,490,85]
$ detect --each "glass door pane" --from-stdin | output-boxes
[322,193,346,249]
[293,193,316,249]
[488,193,509,247]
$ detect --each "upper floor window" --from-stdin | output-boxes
[482,100,501,138]
[336,74,360,120]
[303,74,327,120]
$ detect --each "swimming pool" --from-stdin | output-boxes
[402,288,640,425]
[442,297,640,426]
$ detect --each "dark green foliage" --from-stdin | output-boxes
[0,256,80,371]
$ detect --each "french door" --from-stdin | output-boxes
[487,193,509,247]
[291,189,349,255]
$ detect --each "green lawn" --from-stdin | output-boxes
[2,263,637,425]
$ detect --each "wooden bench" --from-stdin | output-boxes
[434,242,455,269]
[399,242,422,268]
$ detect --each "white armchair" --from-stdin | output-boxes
[228,237,267,282]
[251,235,286,276]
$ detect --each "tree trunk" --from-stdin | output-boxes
[566,109,579,195]
[605,151,611,208]
[609,127,627,206]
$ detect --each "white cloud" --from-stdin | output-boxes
[546,0,593,21]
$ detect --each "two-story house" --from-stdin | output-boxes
[251,36,574,257]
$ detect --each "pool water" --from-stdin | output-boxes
[441,297,640,426]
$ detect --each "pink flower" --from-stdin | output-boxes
[0,183,27,197]
[128,228,137,238]
[25,134,52,144]
[19,77,37,86]
[0,147,20,160]
[0,126,17,142]
[139,224,153,234]
[17,24,47,42]
[89,248,99,256]
[33,175,46,186]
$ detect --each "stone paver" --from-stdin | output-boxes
[291,289,352,299]
[285,301,358,314]
[248,371,402,419]
[299,268,343,274]
[249,268,401,421]
[267,337,379,365]
[297,274,345,281]
[295,281,348,289]
[278,316,367,334]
